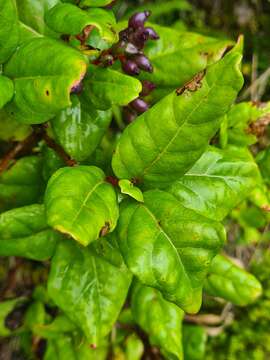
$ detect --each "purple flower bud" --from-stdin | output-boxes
[121,60,140,75]
[128,11,151,29]
[125,42,140,55]
[144,27,160,40]
[129,27,149,50]
[71,81,83,94]
[140,80,156,96]
[133,54,153,72]
[123,107,137,123]
[130,98,149,113]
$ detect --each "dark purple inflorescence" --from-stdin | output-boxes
[117,11,159,122]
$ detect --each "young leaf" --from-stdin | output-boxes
[0,76,14,108]
[204,254,262,306]
[51,95,112,161]
[140,24,233,101]
[79,0,113,7]
[0,156,44,212]
[48,240,131,345]
[16,0,60,36]
[117,190,225,313]
[168,146,260,221]
[0,0,19,63]
[84,65,142,110]
[131,283,184,360]
[119,179,144,202]
[112,42,244,189]
[45,3,118,45]
[0,298,26,337]
[224,101,270,147]
[257,147,270,186]
[0,204,61,261]
[3,37,88,124]
[183,325,207,360]
[0,109,31,142]
[45,166,119,246]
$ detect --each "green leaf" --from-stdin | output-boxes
[45,166,119,246]
[204,254,262,306]
[0,108,31,141]
[119,179,144,202]
[141,24,234,101]
[51,95,112,161]
[131,283,184,360]
[79,0,113,7]
[182,325,207,360]
[42,146,65,183]
[124,0,191,20]
[257,147,270,185]
[117,190,225,313]
[33,315,77,339]
[168,146,260,221]
[0,156,44,212]
[24,301,46,330]
[16,0,60,36]
[3,37,88,124]
[0,0,19,63]
[225,101,270,147]
[112,42,244,189]
[0,298,26,337]
[45,3,118,45]
[48,240,131,345]
[0,204,61,261]
[84,65,142,110]
[0,75,14,108]
[125,333,144,360]
[45,334,108,360]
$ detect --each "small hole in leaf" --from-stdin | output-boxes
[46,90,49,96]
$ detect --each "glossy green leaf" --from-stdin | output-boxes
[45,334,108,360]
[42,146,65,183]
[183,325,207,360]
[141,24,233,101]
[16,0,60,36]
[0,75,14,108]
[117,190,225,313]
[168,146,260,221]
[51,95,112,161]
[131,283,184,360]
[0,108,31,141]
[45,4,118,45]
[0,156,44,212]
[84,65,142,110]
[45,166,119,246]
[48,240,131,345]
[224,101,270,147]
[79,0,113,7]
[3,37,88,124]
[119,179,144,202]
[112,42,244,189]
[0,204,61,261]
[204,254,262,306]
[124,0,191,20]
[0,0,19,63]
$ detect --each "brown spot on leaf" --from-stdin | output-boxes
[247,114,270,137]
[99,222,110,237]
[176,69,206,96]
[261,204,270,212]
